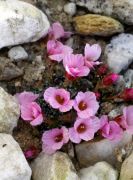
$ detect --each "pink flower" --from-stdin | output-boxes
[15,91,39,106]
[102,73,119,86]
[21,102,43,126]
[24,146,38,159]
[84,44,101,68]
[44,87,73,112]
[119,106,133,134]
[100,115,123,141]
[63,54,90,78]
[69,117,100,143]
[47,40,73,62]
[120,88,133,101]
[48,22,72,40]
[42,127,69,154]
[73,91,99,118]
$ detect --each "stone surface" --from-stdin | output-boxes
[0,57,23,81]
[108,105,124,119]
[0,87,20,133]
[115,75,125,92]
[0,133,31,180]
[72,0,133,25]
[0,0,50,49]
[8,46,28,61]
[120,151,133,180]
[64,3,77,16]
[31,151,79,180]
[105,34,133,73]
[79,162,118,180]
[75,132,132,168]
[73,14,124,36]
[124,69,133,88]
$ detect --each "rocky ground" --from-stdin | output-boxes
[0,0,133,180]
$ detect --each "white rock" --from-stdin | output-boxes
[0,87,20,133]
[75,132,132,168]
[8,46,28,61]
[64,3,76,16]
[0,133,31,180]
[124,69,133,88]
[0,0,50,49]
[79,162,118,180]
[72,0,133,25]
[105,34,133,73]
[120,151,133,180]
[31,151,79,180]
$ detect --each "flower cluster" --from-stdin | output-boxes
[47,22,101,79]
[16,22,133,156]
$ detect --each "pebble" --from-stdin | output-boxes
[8,46,28,61]
[105,33,133,73]
[31,151,79,180]
[79,162,118,180]
[0,133,31,180]
[75,132,132,168]
[0,57,23,81]
[0,0,50,49]
[124,69,133,88]
[0,87,20,134]
[120,151,133,180]
[73,14,124,36]
[64,3,77,16]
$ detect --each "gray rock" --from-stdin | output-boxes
[105,34,133,73]
[8,46,28,61]
[108,105,124,119]
[0,133,31,180]
[120,151,133,180]
[0,57,23,81]
[0,0,50,49]
[115,75,125,92]
[64,3,76,16]
[124,69,133,88]
[31,151,79,180]
[0,87,20,133]
[71,0,133,25]
[79,162,118,180]
[75,132,132,168]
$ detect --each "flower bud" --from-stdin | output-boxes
[102,73,119,86]
[120,88,133,101]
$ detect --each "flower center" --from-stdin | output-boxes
[77,123,86,133]
[78,101,87,111]
[55,133,63,142]
[55,95,65,105]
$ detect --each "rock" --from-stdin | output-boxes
[120,151,133,180]
[108,106,124,119]
[72,0,133,25]
[31,151,79,180]
[0,133,31,180]
[75,132,132,168]
[0,87,20,133]
[0,57,23,81]
[115,75,125,92]
[124,69,133,88]
[105,34,133,73]
[64,3,77,16]
[8,46,28,61]
[73,14,124,36]
[0,0,50,49]
[79,162,118,180]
